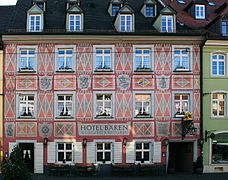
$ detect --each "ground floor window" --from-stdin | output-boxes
[212,143,228,164]
[57,143,73,163]
[96,142,112,163]
[135,142,151,163]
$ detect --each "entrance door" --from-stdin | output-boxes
[168,142,193,173]
[19,143,34,173]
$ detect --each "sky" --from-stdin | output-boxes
[0,0,17,5]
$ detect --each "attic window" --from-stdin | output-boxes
[112,4,121,16]
[28,15,42,32]
[146,4,154,17]
[161,15,174,32]
[222,18,228,36]
[195,4,205,19]
[208,2,216,6]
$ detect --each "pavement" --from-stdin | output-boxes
[30,173,228,180]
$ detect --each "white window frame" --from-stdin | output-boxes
[93,45,114,72]
[54,92,75,120]
[120,14,132,32]
[133,45,154,71]
[172,91,192,119]
[56,142,74,164]
[135,142,152,164]
[67,14,82,32]
[93,91,115,120]
[28,14,42,32]
[161,15,174,32]
[211,92,226,118]
[172,46,193,72]
[17,46,37,72]
[96,142,113,164]
[195,4,205,19]
[55,45,76,72]
[211,53,226,77]
[133,91,154,120]
[16,92,37,120]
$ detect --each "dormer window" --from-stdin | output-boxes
[108,0,123,17]
[27,4,44,32]
[146,4,154,17]
[120,14,132,32]
[195,4,205,19]
[161,15,173,32]
[114,4,134,32]
[66,3,83,32]
[112,4,121,16]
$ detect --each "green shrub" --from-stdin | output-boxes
[1,146,32,180]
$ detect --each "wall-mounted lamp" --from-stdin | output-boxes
[43,137,48,145]
[83,138,87,146]
[123,137,127,146]
[205,130,216,142]
[198,138,204,146]
[163,138,169,146]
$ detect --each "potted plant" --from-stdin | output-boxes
[184,112,192,120]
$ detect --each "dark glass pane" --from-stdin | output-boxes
[97,152,103,161]
[66,152,72,161]
[105,143,111,150]
[136,143,142,149]
[58,144,64,150]
[105,152,111,161]
[144,152,150,161]
[58,152,64,162]
[136,152,142,161]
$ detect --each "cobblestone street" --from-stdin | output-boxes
[25,173,228,180]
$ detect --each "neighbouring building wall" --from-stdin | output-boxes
[203,40,228,173]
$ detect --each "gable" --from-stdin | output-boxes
[160,6,176,14]
[119,5,134,13]
[27,4,43,14]
[67,4,83,13]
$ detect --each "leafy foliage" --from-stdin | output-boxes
[1,146,32,180]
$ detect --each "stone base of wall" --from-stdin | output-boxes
[204,165,228,173]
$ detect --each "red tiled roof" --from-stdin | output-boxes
[162,0,227,29]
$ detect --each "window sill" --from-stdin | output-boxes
[135,114,152,118]
[17,116,36,119]
[134,70,153,74]
[94,69,113,73]
[56,69,75,73]
[18,70,36,73]
[55,116,74,119]
[174,114,185,118]
[173,69,191,73]
[210,116,227,120]
[94,116,113,120]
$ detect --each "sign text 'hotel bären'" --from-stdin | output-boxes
[78,123,131,136]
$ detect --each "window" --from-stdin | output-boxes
[222,18,228,36]
[174,48,190,71]
[68,14,81,32]
[146,4,154,17]
[96,94,112,117]
[135,142,151,163]
[57,49,73,71]
[28,15,41,32]
[18,48,36,71]
[211,133,228,164]
[57,95,73,117]
[135,94,151,117]
[96,143,112,163]
[161,15,173,32]
[112,4,121,16]
[212,93,225,117]
[57,143,73,163]
[212,54,225,76]
[120,15,132,32]
[135,49,151,71]
[19,95,35,118]
[195,4,205,19]
[95,49,112,71]
[174,94,189,116]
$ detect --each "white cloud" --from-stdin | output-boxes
[0,0,17,5]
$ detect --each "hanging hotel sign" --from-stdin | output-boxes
[78,122,131,136]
